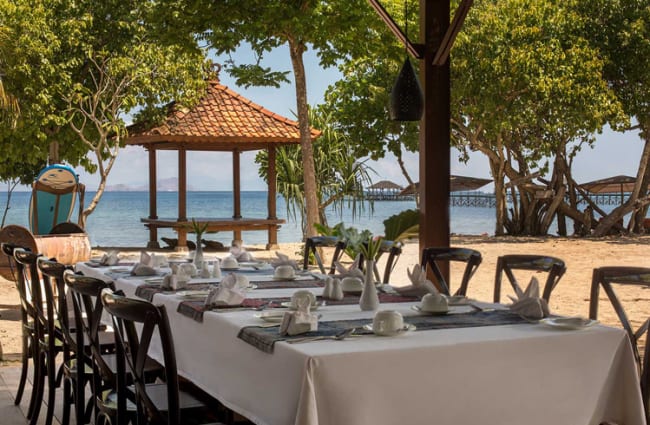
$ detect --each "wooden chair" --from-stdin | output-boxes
[493,254,566,303]
[420,247,482,296]
[101,289,225,425]
[14,248,63,425]
[589,266,650,422]
[303,236,347,274]
[358,240,403,284]
[1,243,40,418]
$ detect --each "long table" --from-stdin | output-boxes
[77,262,647,425]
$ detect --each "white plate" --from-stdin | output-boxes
[411,305,449,315]
[109,267,131,273]
[145,277,164,284]
[540,317,598,330]
[273,276,296,281]
[254,311,287,323]
[362,323,417,336]
[176,290,209,299]
[444,295,469,306]
[242,284,258,291]
[280,301,321,310]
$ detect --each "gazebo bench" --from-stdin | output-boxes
[141,217,285,251]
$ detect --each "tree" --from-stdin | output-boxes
[451,0,625,235]
[575,0,650,236]
[152,0,384,239]
[0,0,207,227]
[256,109,374,229]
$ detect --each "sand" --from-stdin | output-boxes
[2,235,650,363]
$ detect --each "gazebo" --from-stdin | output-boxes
[398,175,492,196]
[367,180,403,200]
[127,78,320,251]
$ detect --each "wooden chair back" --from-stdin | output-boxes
[303,236,347,274]
[102,289,181,425]
[589,266,650,422]
[420,247,482,296]
[493,254,566,303]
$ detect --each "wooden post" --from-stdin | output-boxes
[177,147,188,251]
[147,147,159,248]
[233,150,242,244]
[419,0,451,280]
[267,146,279,249]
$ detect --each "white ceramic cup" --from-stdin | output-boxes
[221,256,239,269]
[420,293,449,312]
[291,290,316,307]
[274,265,295,279]
[372,310,404,336]
[341,276,363,292]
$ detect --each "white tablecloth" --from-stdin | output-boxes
[77,263,647,425]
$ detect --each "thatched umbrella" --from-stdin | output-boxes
[580,175,637,195]
[399,175,492,196]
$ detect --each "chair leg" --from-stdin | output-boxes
[14,332,30,406]
[29,353,46,425]
[74,368,86,425]
[44,354,57,425]
[61,378,71,425]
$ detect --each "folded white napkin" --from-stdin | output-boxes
[322,276,344,300]
[508,277,550,320]
[230,244,254,262]
[395,266,439,296]
[160,264,192,290]
[130,251,157,275]
[200,261,211,278]
[333,256,364,279]
[100,250,120,266]
[271,252,298,269]
[279,298,319,336]
[151,254,168,268]
[212,259,222,278]
[204,273,246,307]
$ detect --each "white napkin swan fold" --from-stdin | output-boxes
[230,244,254,262]
[99,250,120,266]
[279,298,319,336]
[204,273,246,307]
[131,251,157,276]
[271,251,298,270]
[395,265,439,297]
[508,277,550,320]
[333,256,364,279]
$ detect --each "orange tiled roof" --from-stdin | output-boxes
[127,80,320,151]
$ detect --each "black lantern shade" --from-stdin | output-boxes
[389,57,424,121]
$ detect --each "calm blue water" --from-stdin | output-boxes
[0,191,499,247]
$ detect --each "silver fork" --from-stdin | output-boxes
[286,328,357,344]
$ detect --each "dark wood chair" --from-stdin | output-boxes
[589,266,650,422]
[420,247,482,296]
[1,243,40,419]
[303,236,347,274]
[493,254,566,303]
[14,248,63,425]
[101,289,225,425]
[359,240,403,284]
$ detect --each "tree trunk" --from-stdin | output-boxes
[1,180,19,228]
[288,38,320,239]
[395,146,418,208]
[490,159,507,235]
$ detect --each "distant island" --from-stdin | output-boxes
[105,177,194,192]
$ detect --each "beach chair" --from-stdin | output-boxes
[29,164,85,235]
[493,254,566,303]
[303,236,347,274]
[420,247,482,296]
[589,266,650,422]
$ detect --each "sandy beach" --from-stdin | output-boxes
[2,234,650,363]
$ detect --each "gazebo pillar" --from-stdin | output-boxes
[267,146,279,249]
[177,147,188,252]
[147,147,160,248]
[232,150,242,245]
[419,0,451,282]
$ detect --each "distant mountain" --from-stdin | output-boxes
[106,177,193,192]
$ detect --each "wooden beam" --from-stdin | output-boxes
[367,0,424,59]
[267,146,279,249]
[177,147,188,251]
[419,0,451,277]
[233,150,242,244]
[432,0,474,66]
[147,148,159,248]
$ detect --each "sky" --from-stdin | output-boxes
[11,45,648,192]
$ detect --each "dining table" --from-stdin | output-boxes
[76,260,647,425]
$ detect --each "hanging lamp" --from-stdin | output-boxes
[389,1,424,121]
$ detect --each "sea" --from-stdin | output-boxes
[0,190,619,247]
